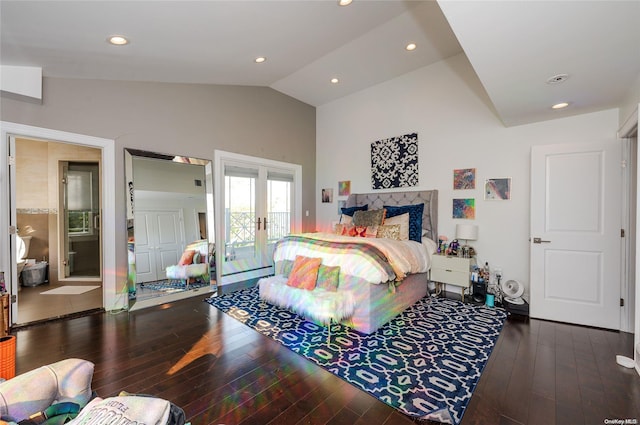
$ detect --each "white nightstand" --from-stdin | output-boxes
[430,255,477,302]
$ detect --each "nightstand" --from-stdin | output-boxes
[430,255,476,302]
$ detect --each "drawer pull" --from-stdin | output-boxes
[445,269,453,272]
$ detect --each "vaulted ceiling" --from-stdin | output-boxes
[2,1,639,127]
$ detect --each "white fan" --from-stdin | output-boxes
[501,279,525,305]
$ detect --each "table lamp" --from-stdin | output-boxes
[455,223,478,257]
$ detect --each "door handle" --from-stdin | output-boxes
[532,237,551,244]
[257,217,262,231]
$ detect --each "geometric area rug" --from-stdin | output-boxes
[205,286,507,424]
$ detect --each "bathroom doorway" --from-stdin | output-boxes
[13,138,103,325]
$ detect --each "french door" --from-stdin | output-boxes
[214,151,301,287]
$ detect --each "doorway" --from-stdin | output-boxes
[620,107,639,374]
[214,150,302,290]
[11,138,103,325]
[530,140,622,330]
[61,161,101,279]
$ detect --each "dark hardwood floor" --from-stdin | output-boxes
[12,294,640,425]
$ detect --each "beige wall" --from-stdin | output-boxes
[15,138,101,284]
[3,78,316,306]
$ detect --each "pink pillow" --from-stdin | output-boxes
[178,250,196,266]
[286,256,322,290]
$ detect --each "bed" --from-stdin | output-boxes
[258,189,438,335]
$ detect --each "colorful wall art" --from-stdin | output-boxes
[371,132,418,189]
[453,168,475,190]
[338,180,351,196]
[485,178,511,200]
[453,198,475,219]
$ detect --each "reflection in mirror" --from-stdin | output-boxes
[125,149,216,311]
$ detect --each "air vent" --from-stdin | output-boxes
[546,74,569,84]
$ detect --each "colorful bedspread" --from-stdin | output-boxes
[273,232,431,284]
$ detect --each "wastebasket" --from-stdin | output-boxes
[21,262,48,287]
[0,335,16,380]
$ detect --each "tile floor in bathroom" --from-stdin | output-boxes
[15,281,103,325]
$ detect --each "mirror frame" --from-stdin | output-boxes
[125,148,216,311]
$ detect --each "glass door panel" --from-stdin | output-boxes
[222,164,264,276]
[62,162,101,278]
[215,150,301,288]
[266,170,293,261]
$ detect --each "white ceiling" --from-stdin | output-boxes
[1,1,639,127]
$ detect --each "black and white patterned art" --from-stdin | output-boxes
[371,132,419,189]
[206,286,506,424]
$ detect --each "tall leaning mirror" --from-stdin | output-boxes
[125,149,216,311]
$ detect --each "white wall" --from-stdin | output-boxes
[620,72,640,128]
[316,53,619,298]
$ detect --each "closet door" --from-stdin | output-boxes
[134,210,182,283]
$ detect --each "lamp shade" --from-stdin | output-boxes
[456,223,478,241]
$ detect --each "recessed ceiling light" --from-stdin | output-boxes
[330,78,339,84]
[405,43,417,51]
[338,0,353,6]
[254,56,266,63]
[107,35,129,45]
[552,102,570,109]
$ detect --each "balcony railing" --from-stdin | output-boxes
[225,210,290,248]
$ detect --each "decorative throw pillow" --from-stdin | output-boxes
[352,209,386,227]
[278,259,294,276]
[286,255,322,290]
[383,213,409,241]
[353,226,367,237]
[334,223,356,236]
[340,204,367,224]
[377,224,401,240]
[384,204,424,242]
[363,225,378,238]
[316,264,340,291]
[178,250,196,266]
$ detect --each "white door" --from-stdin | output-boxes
[134,210,182,283]
[215,150,301,287]
[530,141,621,329]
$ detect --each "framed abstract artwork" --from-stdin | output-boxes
[453,198,475,219]
[338,180,351,196]
[485,178,511,200]
[453,168,475,190]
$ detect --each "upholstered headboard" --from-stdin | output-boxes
[345,190,438,241]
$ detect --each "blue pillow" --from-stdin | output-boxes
[340,204,367,217]
[384,204,424,242]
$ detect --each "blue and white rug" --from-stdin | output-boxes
[205,286,506,424]
[142,280,209,292]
